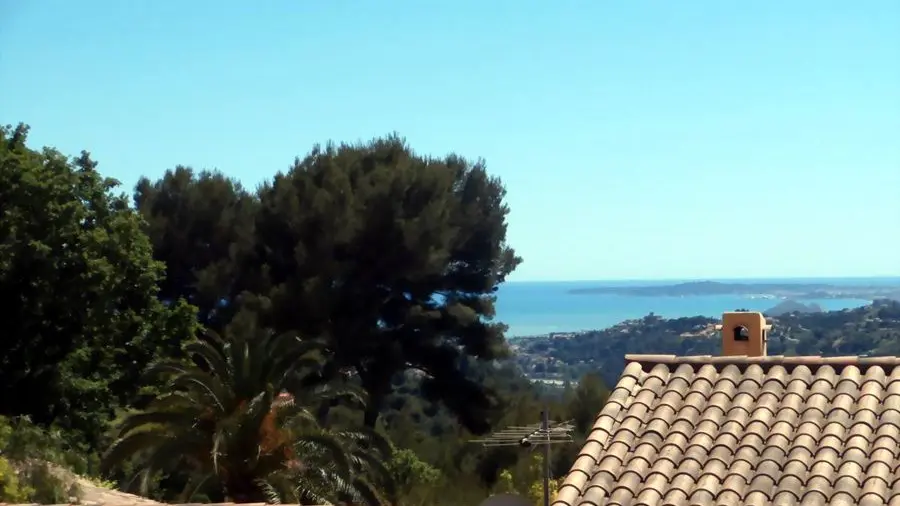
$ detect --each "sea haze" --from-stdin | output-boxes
[494,278,900,338]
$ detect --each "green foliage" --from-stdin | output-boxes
[563,373,610,435]
[373,362,604,504]
[487,453,563,506]
[388,448,444,506]
[493,469,515,495]
[519,454,563,506]
[0,416,79,504]
[0,418,30,503]
[104,313,393,505]
[133,167,258,328]
[0,124,199,447]
[13,463,73,505]
[135,137,522,432]
[516,300,900,387]
[0,455,30,503]
[4,124,552,505]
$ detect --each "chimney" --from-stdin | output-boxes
[715,310,770,357]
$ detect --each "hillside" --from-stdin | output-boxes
[764,299,823,316]
[566,280,900,300]
[514,299,900,386]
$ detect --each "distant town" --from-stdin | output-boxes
[509,298,900,389]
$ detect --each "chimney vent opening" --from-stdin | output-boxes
[733,325,750,341]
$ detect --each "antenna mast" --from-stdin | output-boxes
[472,410,575,506]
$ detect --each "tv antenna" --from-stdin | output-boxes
[471,410,575,506]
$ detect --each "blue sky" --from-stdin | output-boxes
[3,1,899,282]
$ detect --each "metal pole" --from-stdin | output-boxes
[542,408,550,506]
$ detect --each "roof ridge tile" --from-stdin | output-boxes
[624,354,900,372]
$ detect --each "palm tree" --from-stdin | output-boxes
[103,322,394,505]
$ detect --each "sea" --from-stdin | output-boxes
[495,277,900,338]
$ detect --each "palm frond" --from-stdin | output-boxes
[340,427,393,458]
[102,429,171,473]
[349,475,390,506]
[311,381,368,408]
[254,478,283,505]
[184,338,233,388]
[179,472,216,502]
[350,449,394,496]
[293,431,353,478]
[114,410,201,438]
[168,366,230,404]
[107,323,394,505]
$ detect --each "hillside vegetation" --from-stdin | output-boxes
[4,122,897,506]
[0,123,608,506]
[515,300,900,386]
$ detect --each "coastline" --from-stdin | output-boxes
[501,296,873,339]
[495,278,892,339]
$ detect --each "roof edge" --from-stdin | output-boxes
[623,354,900,372]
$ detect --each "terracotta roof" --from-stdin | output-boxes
[554,354,900,506]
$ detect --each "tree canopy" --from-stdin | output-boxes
[135,136,522,431]
[1,123,563,506]
[0,124,197,446]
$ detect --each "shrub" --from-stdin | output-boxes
[0,416,82,503]
[0,455,32,502]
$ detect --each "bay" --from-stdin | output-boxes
[493,278,894,338]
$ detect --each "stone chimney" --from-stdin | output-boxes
[715,310,770,357]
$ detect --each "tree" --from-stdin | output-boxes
[250,136,521,430]
[133,167,258,328]
[0,123,197,446]
[387,447,443,506]
[103,314,393,505]
[136,135,522,432]
[564,373,610,435]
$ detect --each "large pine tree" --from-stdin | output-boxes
[135,135,521,432]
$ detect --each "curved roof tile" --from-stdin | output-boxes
[553,355,900,506]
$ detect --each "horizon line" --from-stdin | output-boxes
[504,275,900,284]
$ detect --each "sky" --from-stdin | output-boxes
[2,1,899,282]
